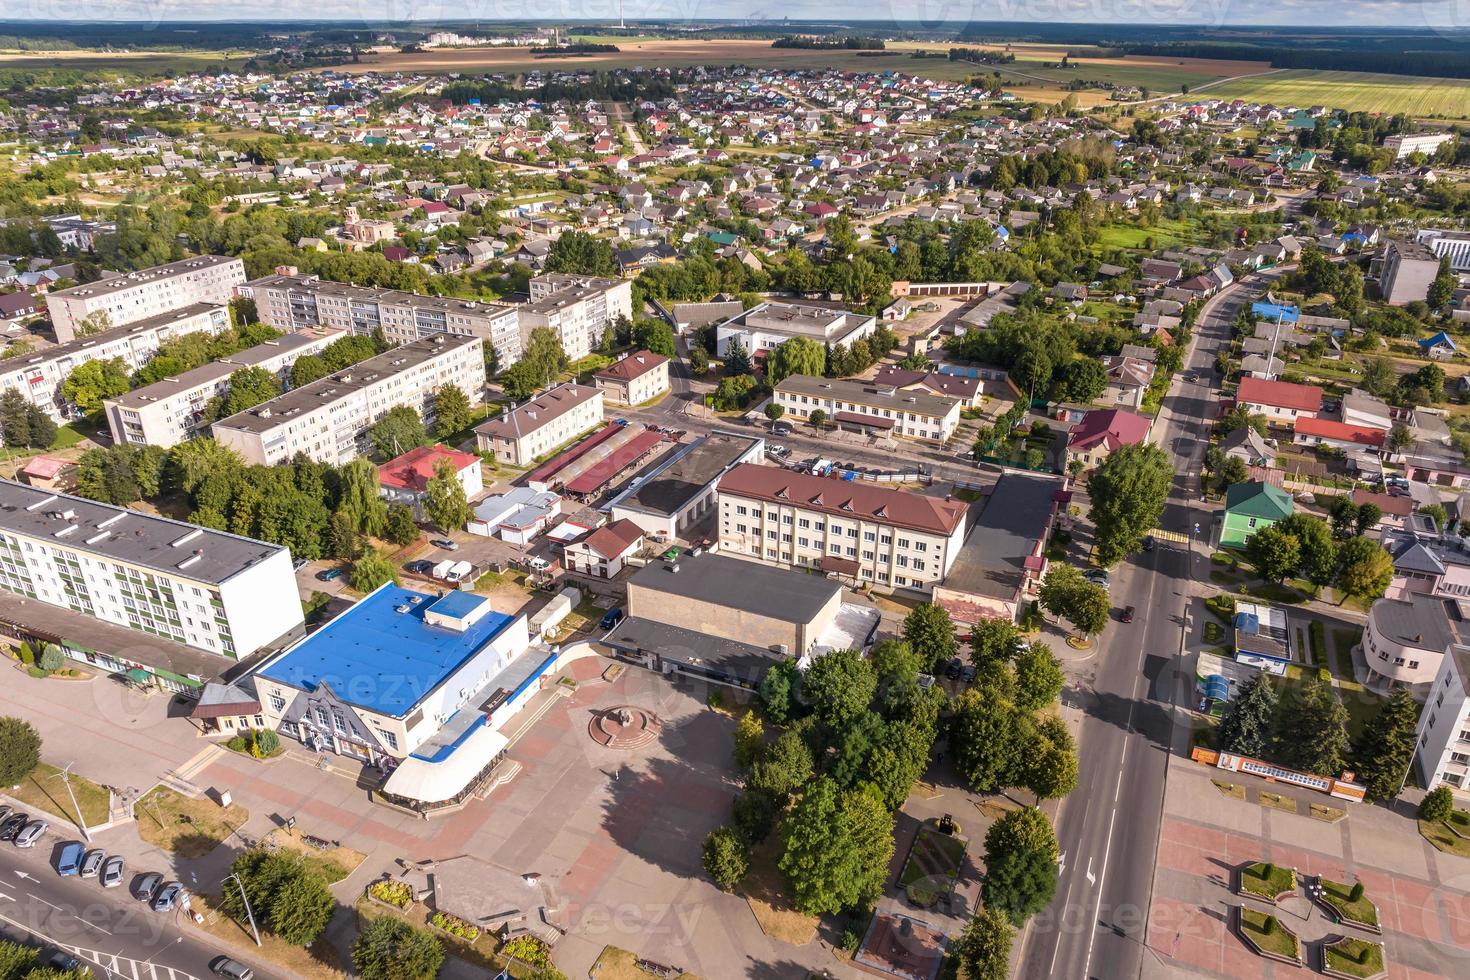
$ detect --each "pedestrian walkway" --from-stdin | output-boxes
[68,945,202,980]
[1151,528,1189,544]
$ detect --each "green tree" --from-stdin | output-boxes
[764,402,785,424]
[1038,566,1110,637]
[544,231,617,277]
[337,458,388,538]
[424,458,472,532]
[1022,716,1078,799]
[1429,255,1455,311]
[903,603,958,672]
[969,617,1024,668]
[734,710,765,770]
[951,906,1014,980]
[215,366,280,418]
[723,338,752,376]
[1275,676,1350,776]
[522,326,569,384]
[950,686,1025,793]
[702,826,750,890]
[1279,514,1337,588]
[1336,536,1393,602]
[500,358,544,400]
[710,374,756,411]
[870,638,923,680]
[808,408,827,428]
[291,354,331,387]
[351,916,445,980]
[266,868,335,945]
[1359,358,1398,400]
[1013,644,1065,713]
[384,504,420,547]
[1216,672,1278,758]
[747,729,814,800]
[369,406,428,460]
[982,806,1059,924]
[1088,443,1172,565]
[1245,524,1301,583]
[765,337,826,387]
[60,357,131,413]
[757,659,802,724]
[1352,688,1420,803]
[432,383,474,439]
[1420,785,1455,822]
[350,549,400,593]
[0,716,41,786]
[803,648,877,730]
[778,778,894,916]
[631,318,677,359]
[689,346,709,375]
[1054,357,1107,403]
[1211,455,1250,495]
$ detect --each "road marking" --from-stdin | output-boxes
[27,894,62,911]
[11,870,35,882]
[1086,858,1096,887]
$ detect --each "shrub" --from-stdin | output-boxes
[16,643,33,665]
[1421,786,1455,823]
[1348,881,1364,902]
[1262,862,1276,878]
[701,826,750,890]
[226,734,249,753]
[1263,914,1277,935]
[368,879,412,909]
[839,923,862,952]
[0,716,42,786]
[38,644,64,672]
[429,911,480,942]
[501,935,550,967]
[254,728,281,756]
[708,690,725,710]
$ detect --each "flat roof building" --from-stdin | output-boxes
[211,333,484,466]
[714,300,877,359]
[772,374,962,443]
[1413,644,1470,799]
[519,273,633,362]
[103,327,343,448]
[607,431,764,541]
[46,255,244,342]
[1377,239,1442,307]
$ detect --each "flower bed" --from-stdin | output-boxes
[1237,907,1301,964]
[367,879,413,910]
[1323,936,1386,979]
[1319,879,1380,932]
[1238,862,1296,902]
[429,910,480,943]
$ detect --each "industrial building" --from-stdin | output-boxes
[45,255,245,342]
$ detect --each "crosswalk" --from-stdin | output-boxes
[72,947,203,980]
[1150,528,1189,544]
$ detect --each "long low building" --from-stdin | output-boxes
[45,254,245,342]
[211,333,485,466]
[239,272,523,367]
[475,383,604,468]
[607,431,764,541]
[714,300,876,359]
[772,374,962,443]
[0,479,304,678]
[0,303,231,420]
[716,463,969,593]
[103,327,344,448]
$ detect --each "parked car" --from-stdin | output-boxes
[1142,537,1155,553]
[56,841,84,876]
[960,665,977,684]
[39,950,81,972]
[80,848,104,878]
[14,819,47,848]
[292,558,309,571]
[526,556,550,572]
[209,957,254,980]
[1084,569,1110,590]
[0,805,11,827]
[0,814,27,842]
[151,881,183,912]
[945,657,963,680]
[600,608,624,631]
[100,855,125,888]
[431,539,459,551]
[135,872,163,902]
[315,567,344,582]
[772,421,792,436]
[405,559,434,575]
[1121,605,1136,623]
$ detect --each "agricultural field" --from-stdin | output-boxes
[0,49,251,73]
[1205,69,1470,121]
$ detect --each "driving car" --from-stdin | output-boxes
[56,841,84,876]
[209,957,255,980]
[1121,605,1136,623]
[135,872,163,902]
[14,819,47,848]
[0,813,27,842]
[151,881,183,912]
[315,567,344,582]
[100,855,125,888]
[80,848,105,878]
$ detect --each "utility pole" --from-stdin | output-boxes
[54,762,90,842]
[225,873,262,946]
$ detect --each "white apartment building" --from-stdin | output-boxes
[0,479,304,666]
[210,334,485,466]
[1384,132,1456,160]
[772,375,962,443]
[46,255,245,342]
[519,274,633,361]
[716,463,970,592]
[474,383,604,467]
[1414,645,1470,798]
[0,303,230,420]
[238,272,521,368]
[714,301,877,359]
[103,327,344,449]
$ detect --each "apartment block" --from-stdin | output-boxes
[1414,645,1470,798]
[474,383,604,467]
[716,463,969,592]
[46,255,245,342]
[0,479,303,665]
[1384,132,1456,160]
[103,327,344,449]
[239,272,521,367]
[519,273,633,361]
[210,334,485,466]
[772,374,962,443]
[1376,239,1442,306]
[0,303,230,420]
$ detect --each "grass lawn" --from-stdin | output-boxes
[590,947,702,980]
[133,787,248,859]
[195,893,346,980]
[740,838,818,945]
[1420,818,1470,858]
[260,829,365,885]
[1320,879,1379,928]
[898,828,967,906]
[1239,861,1296,899]
[1323,936,1385,978]
[7,762,110,829]
[1239,907,1300,960]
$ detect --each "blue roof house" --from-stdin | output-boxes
[1419,331,1458,360]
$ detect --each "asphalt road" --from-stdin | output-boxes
[1019,269,1286,980]
[0,833,279,980]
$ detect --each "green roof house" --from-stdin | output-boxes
[1221,481,1294,549]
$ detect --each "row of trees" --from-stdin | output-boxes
[1243,512,1392,603]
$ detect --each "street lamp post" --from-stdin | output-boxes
[53,762,90,842]
[224,872,262,946]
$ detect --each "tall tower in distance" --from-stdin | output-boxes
[619,0,626,30]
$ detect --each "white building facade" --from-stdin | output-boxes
[46,255,245,342]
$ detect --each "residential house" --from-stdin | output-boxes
[1220,481,1294,549]
[1065,408,1152,472]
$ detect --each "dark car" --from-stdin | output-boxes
[0,814,27,842]
[56,841,85,876]
[315,567,344,582]
[960,665,977,684]
[151,881,183,912]
[1121,605,1136,623]
[406,560,434,575]
[945,657,963,680]
[39,950,81,972]
[135,872,163,902]
[209,956,255,980]
[1142,536,1155,552]
[600,608,624,631]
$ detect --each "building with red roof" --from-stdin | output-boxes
[593,349,669,406]
[1237,376,1323,425]
[1292,417,1386,453]
[563,518,646,578]
[378,444,483,519]
[1066,408,1152,471]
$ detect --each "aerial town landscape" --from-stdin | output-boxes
[1,10,1470,980]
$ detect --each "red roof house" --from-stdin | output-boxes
[1066,408,1152,469]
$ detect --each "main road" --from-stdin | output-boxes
[1018,268,1287,980]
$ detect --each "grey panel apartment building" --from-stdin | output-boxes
[0,303,231,420]
[239,272,522,367]
[210,334,485,466]
[0,479,304,665]
[45,255,245,342]
[103,327,345,449]
[519,273,633,361]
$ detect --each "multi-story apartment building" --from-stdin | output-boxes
[103,327,344,449]
[716,463,969,592]
[1384,132,1456,160]
[1413,644,1470,797]
[474,383,604,467]
[0,303,230,420]
[238,272,521,367]
[0,479,303,671]
[210,334,484,466]
[46,255,245,342]
[713,301,877,359]
[772,374,962,443]
[518,273,633,361]
[1375,239,1442,306]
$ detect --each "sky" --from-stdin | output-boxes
[7,0,1468,29]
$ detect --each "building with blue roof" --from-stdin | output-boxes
[1251,300,1299,324]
